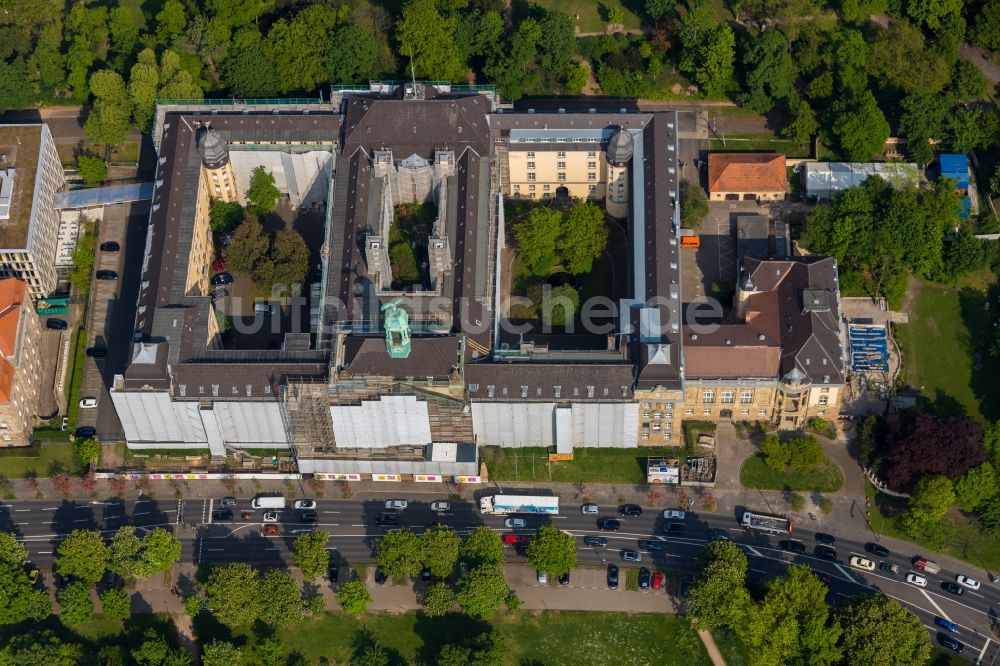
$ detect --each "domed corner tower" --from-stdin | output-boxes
[605,126,633,219]
[196,126,237,202]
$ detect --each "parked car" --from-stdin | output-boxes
[504,517,527,529]
[219,497,237,507]
[536,570,548,584]
[638,567,651,589]
[260,525,279,537]
[620,550,642,563]
[211,272,234,286]
[375,512,400,526]
[938,635,964,653]
[430,501,450,512]
[878,562,900,575]
[211,257,227,271]
[95,270,118,280]
[420,568,432,582]
[607,564,619,589]
[211,509,232,521]
[814,545,837,562]
[637,539,664,551]
[583,535,608,547]
[618,504,642,517]
[905,573,928,587]
[502,533,530,545]
[558,571,570,586]
[79,397,98,408]
[941,581,964,595]
[661,522,685,534]
[262,512,279,523]
[850,556,876,572]
[814,533,836,544]
[328,562,339,584]
[812,570,833,585]
[298,511,317,524]
[46,318,67,330]
[779,540,806,554]
[294,499,316,510]
[651,572,665,590]
[580,503,599,514]
[864,542,889,557]
[374,568,387,585]
[74,426,96,438]
[85,347,107,358]
[707,528,730,541]
[100,241,120,252]
[680,575,693,597]
[662,510,686,520]
[956,575,981,590]
[935,617,958,633]
[598,517,621,531]
[385,499,408,510]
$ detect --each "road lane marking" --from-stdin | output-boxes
[323,511,340,514]
[750,568,768,574]
[833,564,856,584]
[41,507,59,510]
[38,551,51,554]
[73,518,90,523]
[744,545,763,557]
[978,638,990,663]
[919,589,950,622]
[134,512,148,516]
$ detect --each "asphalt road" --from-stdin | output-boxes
[3,495,995,662]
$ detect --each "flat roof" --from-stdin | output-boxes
[0,125,42,249]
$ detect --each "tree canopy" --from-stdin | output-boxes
[461,526,505,568]
[55,529,108,583]
[246,167,281,216]
[514,203,608,277]
[291,531,330,581]
[525,524,577,576]
[837,594,931,666]
[456,565,509,618]
[881,411,985,491]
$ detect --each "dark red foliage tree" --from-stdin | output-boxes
[881,412,985,491]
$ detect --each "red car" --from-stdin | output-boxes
[260,525,280,537]
[812,570,833,585]
[502,533,530,545]
[212,258,228,272]
[651,572,665,590]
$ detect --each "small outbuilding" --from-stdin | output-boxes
[707,153,788,202]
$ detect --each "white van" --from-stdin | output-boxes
[254,303,275,315]
[251,495,286,510]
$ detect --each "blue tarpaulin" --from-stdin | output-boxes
[939,153,969,190]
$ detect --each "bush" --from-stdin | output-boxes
[99,587,130,620]
[77,154,107,186]
[808,417,836,439]
[337,580,371,616]
[183,594,203,617]
[57,580,94,624]
[789,493,806,511]
[818,497,834,515]
[760,435,788,471]
[786,436,824,471]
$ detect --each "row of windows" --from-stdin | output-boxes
[514,184,598,193]
[702,390,755,404]
[527,161,600,171]
[525,151,598,159]
[687,408,770,417]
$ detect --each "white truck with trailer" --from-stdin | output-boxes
[741,511,792,534]
[480,495,559,515]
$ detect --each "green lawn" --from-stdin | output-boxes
[534,0,643,33]
[65,328,88,429]
[196,610,709,665]
[481,446,682,484]
[0,442,79,479]
[709,134,812,158]
[740,454,844,493]
[894,275,999,421]
[867,482,1000,570]
[711,627,750,666]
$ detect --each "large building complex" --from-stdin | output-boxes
[0,124,66,298]
[0,278,42,445]
[109,84,847,478]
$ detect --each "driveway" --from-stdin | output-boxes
[960,44,1000,86]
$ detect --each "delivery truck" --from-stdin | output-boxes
[251,495,286,510]
[741,511,793,534]
[479,495,559,515]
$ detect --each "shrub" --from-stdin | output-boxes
[818,497,834,514]
[789,493,806,512]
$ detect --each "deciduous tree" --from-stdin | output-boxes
[0,630,83,665]
[421,582,457,616]
[560,203,608,275]
[209,200,245,234]
[687,541,751,629]
[99,586,131,621]
[0,560,50,624]
[201,641,243,666]
[132,629,191,666]
[84,70,132,147]
[221,28,280,98]
[831,90,890,161]
[57,580,94,624]
[205,563,261,629]
[900,474,955,537]
[954,462,998,511]
[971,0,1000,51]
[257,569,301,627]
[0,532,28,565]
[882,412,985,491]
[739,29,794,113]
[337,580,371,616]
[420,525,461,579]
[396,0,466,82]
[292,531,329,581]
[947,107,1000,153]
[461,526,504,568]
[247,166,281,216]
[377,528,423,579]
[266,4,344,93]
[680,181,709,228]
[782,95,818,144]
[76,157,107,187]
[226,216,270,278]
[456,565,509,618]
[268,229,310,289]
[837,594,931,666]
[867,21,949,95]
[541,284,579,327]
[515,207,563,276]
[56,529,108,583]
[526,524,577,576]
[327,25,378,84]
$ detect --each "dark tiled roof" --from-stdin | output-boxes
[341,336,460,380]
[169,362,328,399]
[466,363,635,401]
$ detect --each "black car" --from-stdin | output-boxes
[211,509,232,521]
[779,540,806,554]
[680,575,693,597]
[211,272,234,286]
[607,564,619,589]
[374,568,387,584]
[514,544,529,557]
[583,535,609,547]
[74,426,96,438]
[46,318,67,330]
[662,522,685,534]
[864,542,889,557]
[814,533,836,544]
[707,528,730,541]
[299,511,317,524]
[637,539,664,551]
[598,517,621,531]
[219,496,237,507]
[420,568,431,582]
[618,504,643,517]
[375,511,400,526]
[558,571,570,586]
[942,582,964,596]
[638,567,651,589]
[814,545,837,561]
[95,270,118,280]
[938,634,964,653]
[86,347,107,358]
[328,562,339,583]
[100,241,120,252]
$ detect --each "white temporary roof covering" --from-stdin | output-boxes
[555,406,572,453]
[215,402,288,445]
[111,391,205,443]
[570,402,639,447]
[471,402,556,447]
[297,458,478,476]
[198,405,226,458]
[804,162,920,199]
[329,395,432,448]
[229,150,332,208]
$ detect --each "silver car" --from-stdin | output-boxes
[385,499,408,510]
[505,517,527,528]
[430,501,450,512]
[581,503,599,514]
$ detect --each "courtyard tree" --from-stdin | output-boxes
[256,569,302,627]
[456,565,509,618]
[515,206,563,276]
[526,524,577,576]
[420,524,461,579]
[680,181,709,228]
[559,203,608,275]
[246,166,281,216]
[376,528,422,579]
[291,531,329,581]
[76,155,107,186]
[541,285,579,328]
[209,199,245,234]
[461,526,504,568]
[57,580,94,624]
[268,228,310,289]
[337,580,372,616]
[56,529,108,583]
[205,563,261,629]
[226,215,270,278]
[836,594,931,666]
[421,581,457,616]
